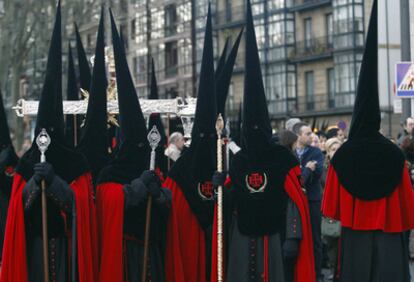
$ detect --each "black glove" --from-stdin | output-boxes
[0,145,14,171]
[33,162,55,185]
[212,171,226,187]
[140,170,161,199]
[283,239,299,259]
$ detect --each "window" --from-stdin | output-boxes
[327,68,335,108]
[165,42,178,77]
[326,13,333,47]
[305,71,314,110]
[304,18,312,49]
[165,4,177,36]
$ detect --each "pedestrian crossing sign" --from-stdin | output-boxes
[396,62,414,98]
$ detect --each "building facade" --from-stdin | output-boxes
[74,0,402,135]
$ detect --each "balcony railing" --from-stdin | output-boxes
[289,35,333,62]
[290,0,332,12]
[295,93,354,114]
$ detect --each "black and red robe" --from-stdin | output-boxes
[0,171,97,282]
[210,166,315,282]
[322,165,414,281]
[96,167,171,282]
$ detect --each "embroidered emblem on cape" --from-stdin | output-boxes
[198,181,214,200]
[245,172,267,193]
[5,166,14,177]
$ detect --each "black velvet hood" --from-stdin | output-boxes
[78,8,110,182]
[0,90,18,168]
[75,22,92,92]
[331,0,405,200]
[229,0,299,235]
[65,45,80,147]
[168,4,217,230]
[16,1,89,183]
[147,59,168,177]
[97,10,150,185]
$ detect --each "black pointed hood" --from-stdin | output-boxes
[241,0,272,159]
[149,58,159,100]
[331,0,405,200]
[0,91,12,148]
[216,29,243,122]
[97,10,150,185]
[215,38,230,80]
[75,23,92,92]
[16,1,89,183]
[348,0,379,139]
[190,4,217,141]
[35,0,64,141]
[167,4,217,230]
[228,0,298,236]
[147,58,168,177]
[65,45,80,147]
[0,90,18,168]
[78,8,110,181]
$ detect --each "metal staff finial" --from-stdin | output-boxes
[147,125,161,170]
[142,124,162,281]
[36,128,51,163]
[35,128,51,282]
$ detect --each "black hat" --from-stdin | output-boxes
[216,29,243,123]
[240,0,272,160]
[167,4,217,230]
[78,8,110,181]
[97,10,150,184]
[0,91,13,148]
[148,58,168,177]
[0,90,18,168]
[65,45,80,147]
[228,0,297,236]
[215,38,230,80]
[75,22,92,92]
[331,0,405,200]
[34,0,64,141]
[16,1,88,183]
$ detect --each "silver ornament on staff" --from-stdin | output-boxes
[142,125,161,282]
[215,114,225,282]
[36,129,51,282]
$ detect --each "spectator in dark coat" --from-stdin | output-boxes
[293,122,325,282]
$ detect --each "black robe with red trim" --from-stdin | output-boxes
[210,166,315,282]
[0,171,97,282]
[322,165,414,281]
[96,173,171,282]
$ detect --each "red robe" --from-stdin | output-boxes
[96,182,125,282]
[322,165,414,232]
[0,172,98,282]
[210,166,315,282]
[164,177,207,282]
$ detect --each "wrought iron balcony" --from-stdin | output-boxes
[289,35,333,62]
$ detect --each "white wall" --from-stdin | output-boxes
[378,0,401,109]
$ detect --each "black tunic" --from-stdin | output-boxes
[123,180,172,282]
[22,176,74,282]
[339,227,411,282]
